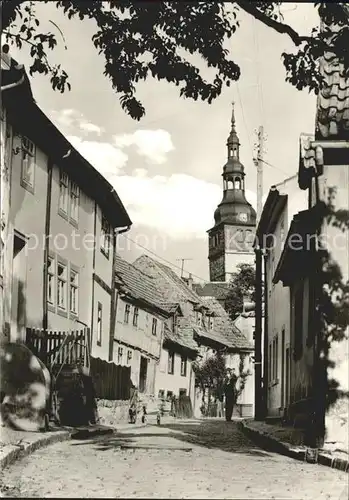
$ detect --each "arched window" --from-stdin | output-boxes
[230,147,237,157]
[234,177,241,189]
[227,180,233,190]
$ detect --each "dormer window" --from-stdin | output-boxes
[171,314,177,333]
[208,317,214,330]
[196,311,202,326]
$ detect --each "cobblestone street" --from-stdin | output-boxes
[1,420,348,499]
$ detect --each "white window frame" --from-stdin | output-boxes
[133,306,139,327]
[97,302,102,346]
[47,257,55,305]
[180,356,187,377]
[57,262,67,311]
[69,268,79,315]
[59,171,69,215]
[100,215,111,258]
[152,317,157,336]
[118,346,123,364]
[168,351,175,375]
[69,181,80,224]
[124,303,130,323]
[20,135,35,192]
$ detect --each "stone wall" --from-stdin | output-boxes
[96,399,129,427]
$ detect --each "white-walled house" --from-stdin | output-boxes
[1,54,132,363]
[255,175,308,417]
[133,255,254,416]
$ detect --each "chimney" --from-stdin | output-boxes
[187,273,193,290]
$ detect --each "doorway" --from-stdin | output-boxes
[11,231,27,342]
[285,347,290,408]
[139,356,148,393]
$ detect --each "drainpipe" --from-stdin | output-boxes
[262,251,269,420]
[42,158,53,361]
[254,246,263,420]
[108,225,131,362]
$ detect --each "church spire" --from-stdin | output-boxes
[227,101,240,160]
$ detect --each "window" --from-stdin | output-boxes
[268,343,272,385]
[100,215,111,258]
[158,389,165,399]
[234,177,241,190]
[272,335,278,381]
[69,269,79,315]
[47,257,55,305]
[70,181,79,223]
[127,350,133,364]
[236,229,244,242]
[133,307,139,327]
[59,171,69,214]
[97,302,102,346]
[180,356,187,377]
[124,304,130,324]
[196,311,202,326]
[57,263,67,310]
[20,136,35,191]
[208,316,214,330]
[118,347,123,364]
[168,352,175,374]
[166,390,173,401]
[171,314,177,333]
[152,318,157,336]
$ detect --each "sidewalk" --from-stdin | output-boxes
[241,419,349,473]
[0,414,177,470]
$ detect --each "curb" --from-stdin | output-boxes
[240,421,349,473]
[0,430,70,470]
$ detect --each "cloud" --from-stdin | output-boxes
[67,135,128,177]
[65,135,258,240]
[51,108,104,137]
[114,129,174,164]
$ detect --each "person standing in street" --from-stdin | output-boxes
[224,368,238,422]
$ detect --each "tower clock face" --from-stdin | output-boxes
[238,212,248,222]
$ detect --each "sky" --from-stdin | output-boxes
[6,2,319,282]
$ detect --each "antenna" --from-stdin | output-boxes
[253,126,267,225]
[176,258,193,278]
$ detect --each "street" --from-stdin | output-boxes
[1,420,348,499]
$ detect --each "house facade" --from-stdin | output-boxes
[112,255,172,394]
[133,254,254,416]
[1,53,132,363]
[256,27,349,448]
[255,175,308,418]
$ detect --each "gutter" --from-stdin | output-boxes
[108,225,131,362]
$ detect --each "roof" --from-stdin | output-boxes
[199,297,253,351]
[316,44,349,140]
[2,55,132,230]
[134,255,207,307]
[255,186,287,245]
[193,282,230,301]
[115,255,174,316]
[163,325,199,354]
[273,207,320,286]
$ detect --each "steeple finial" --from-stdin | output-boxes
[231,101,236,131]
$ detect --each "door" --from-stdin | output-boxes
[281,328,285,408]
[285,347,290,408]
[139,356,148,393]
[11,231,27,342]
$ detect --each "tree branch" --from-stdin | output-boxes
[236,1,313,46]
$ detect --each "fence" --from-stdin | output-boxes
[25,327,89,368]
[90,357,131,401]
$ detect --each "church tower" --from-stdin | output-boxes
[208,103,256,282]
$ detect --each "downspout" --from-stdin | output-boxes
[90,201,97,348]
[42,158,53,361]
[254,245,263,420]
[108,225,131,361]
[262,251,269,419]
